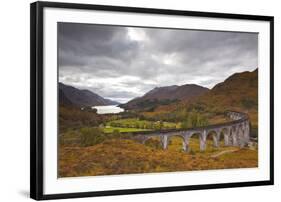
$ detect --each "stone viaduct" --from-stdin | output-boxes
[133,111,251,152]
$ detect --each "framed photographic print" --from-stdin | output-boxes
[30,1,274,200]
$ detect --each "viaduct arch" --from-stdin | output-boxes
[134,111,251,152]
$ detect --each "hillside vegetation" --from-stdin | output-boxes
[190,68,258,113]
[59,138,257,177]
[142,69,258,136]
[189,68,258,136]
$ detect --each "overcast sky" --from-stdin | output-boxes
[58,23,258,103]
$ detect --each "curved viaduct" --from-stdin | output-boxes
[134,111,251,152]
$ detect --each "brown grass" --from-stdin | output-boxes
[59,138,258,177]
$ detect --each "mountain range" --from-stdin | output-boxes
[145,68,258,132]
[59,68,258,116]
[59,82,119,107]
[119,84,209,110]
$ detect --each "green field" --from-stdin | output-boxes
[103,126,151,133]
[106,118,180,130]
[103,118,181,133]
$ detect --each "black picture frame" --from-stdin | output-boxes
[30,1,274,200]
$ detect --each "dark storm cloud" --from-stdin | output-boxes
[58,23,139,61]
[58,23,258,103]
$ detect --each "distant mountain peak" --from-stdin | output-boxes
[145,85,179,96]
[59,82,120,107]
[120,83,209,110]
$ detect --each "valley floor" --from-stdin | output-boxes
[59,137,258,177]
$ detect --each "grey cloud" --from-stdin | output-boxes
[58,23,258,103]
[58,23,140,69]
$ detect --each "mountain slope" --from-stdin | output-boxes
[120,84,209,111]
[188,68,258,112]
[144,68,258,135]
[59,82,119,107]
[187,68,258,136]
[59,88,74,106]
